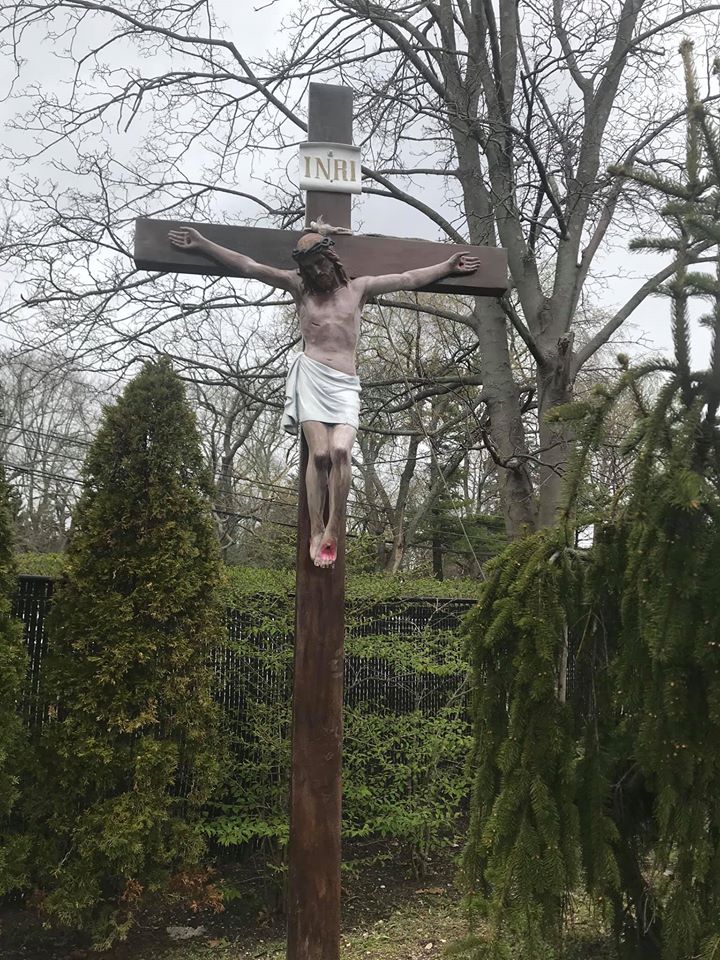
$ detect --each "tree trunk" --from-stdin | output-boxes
[429,453,443,580]
[537,334,575,528]
[475,301,538,536]
[431,521,444,579]
[216,453,236,563]
[384,530,405,574]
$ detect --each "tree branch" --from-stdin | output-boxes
[573,240,712,373]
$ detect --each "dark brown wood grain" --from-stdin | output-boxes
[287,82,349,960]
[305,83,352,230]
[287,439,345,960]
[134,218,507,297]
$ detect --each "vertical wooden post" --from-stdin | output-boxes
[287,83,354,960]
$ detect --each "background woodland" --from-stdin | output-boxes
[2,0,719,571]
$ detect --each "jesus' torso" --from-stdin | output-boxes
[293,279,366,377]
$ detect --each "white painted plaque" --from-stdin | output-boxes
[298,141,362,194]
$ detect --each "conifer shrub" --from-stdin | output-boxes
[463,42,720,960]
[0,462,29,895]
[463,531,584,958]
[11,358,225,947]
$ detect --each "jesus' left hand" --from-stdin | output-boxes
[448,252,482,275]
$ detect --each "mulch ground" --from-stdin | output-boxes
[1,842,476,960]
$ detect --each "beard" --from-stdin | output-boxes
[300,266,337,294]
[313,272,336,291]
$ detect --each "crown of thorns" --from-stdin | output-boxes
[291,234,335,261]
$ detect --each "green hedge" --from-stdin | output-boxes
[9,562,477,923]
[14,554,484,603]
[204,580,474,880]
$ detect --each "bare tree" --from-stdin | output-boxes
[353,296,501,572]
[1,0,719,536]
[0,351,102,551]
[191,377,298,563]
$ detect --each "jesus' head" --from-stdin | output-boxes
[291,232,349,294]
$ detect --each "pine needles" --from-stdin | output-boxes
[464,42,720,960]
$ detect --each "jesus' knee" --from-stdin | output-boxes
[330,445,350,470]
[312,449,331,474]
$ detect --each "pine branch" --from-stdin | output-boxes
[573,240,712,373]
[608,164,694,201]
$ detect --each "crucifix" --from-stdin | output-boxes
[135,83,506,960]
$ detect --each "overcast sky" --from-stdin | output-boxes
[0,0,713,370]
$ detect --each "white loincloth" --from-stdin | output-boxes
[282,353,361,436]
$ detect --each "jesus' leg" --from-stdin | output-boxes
[301,420,332,563]
[317,424,357,568]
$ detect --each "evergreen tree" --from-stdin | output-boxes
[14,358,225,946]
[0,461,28,893]
[463,531,583,959]
[599,41,720,958]
[464,42,720,960]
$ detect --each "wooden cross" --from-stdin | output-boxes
[134,83,506,960]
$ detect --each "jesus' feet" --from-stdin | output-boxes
[315,533,337,568]
[309,532,324,564]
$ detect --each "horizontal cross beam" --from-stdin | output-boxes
[134,218,507,297]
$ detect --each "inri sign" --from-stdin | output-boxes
[298,141,362,194]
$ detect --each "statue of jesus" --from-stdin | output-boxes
[168,227,480,568]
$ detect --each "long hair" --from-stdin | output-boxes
[298,249,350,293]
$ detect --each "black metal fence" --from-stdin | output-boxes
[12,576,55,730]
[13,576,475,732]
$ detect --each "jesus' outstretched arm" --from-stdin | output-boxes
[359,252,482,298]
[168,227,300,293]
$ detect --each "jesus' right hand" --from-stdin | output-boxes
[168,227,206,251]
